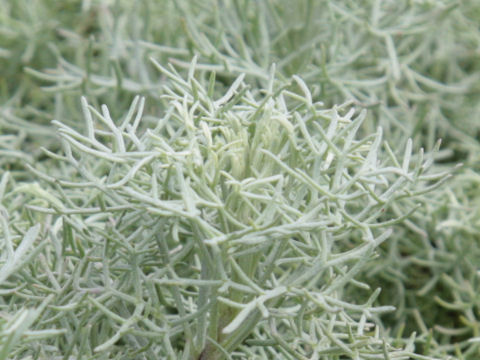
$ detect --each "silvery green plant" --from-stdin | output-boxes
[0,1,477,358]
[14,59,450,359]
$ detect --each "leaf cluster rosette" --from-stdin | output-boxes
[21,61,450,359]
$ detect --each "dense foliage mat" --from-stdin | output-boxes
[0,1,479,359]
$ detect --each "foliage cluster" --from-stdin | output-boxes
[0,1,479,359]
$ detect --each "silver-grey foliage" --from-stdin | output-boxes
[22,60,449,359]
